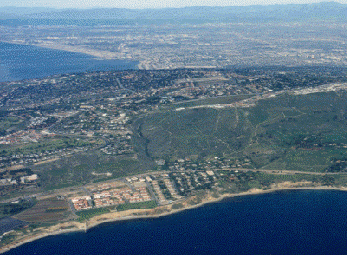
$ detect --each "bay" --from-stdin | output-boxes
[0,42,138,82]
[4,190,347,255]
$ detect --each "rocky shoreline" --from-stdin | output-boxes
[1,185,346,254]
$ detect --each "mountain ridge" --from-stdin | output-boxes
[0,2,346,23]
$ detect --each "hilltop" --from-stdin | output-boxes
[1,2,347,24]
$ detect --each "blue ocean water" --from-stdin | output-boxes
[0,42,138,82]
[4,190,347,255]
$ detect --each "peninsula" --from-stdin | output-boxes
[1,66,347,252]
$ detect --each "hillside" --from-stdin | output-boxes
[1,2,347,24]
[132,90,347,173]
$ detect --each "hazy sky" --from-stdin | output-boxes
[0,0,346,9]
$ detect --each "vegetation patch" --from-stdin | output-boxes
[133,91,347,173]
[117,201,157,211]
[76,208,110,222]
[171,203,184,210]
[0,199,36,219]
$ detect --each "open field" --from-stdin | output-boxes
[0,199,35,219]
[132,91,347,173]
[14,198,71,223]
[117,200,157,211]
[34,151,153,190]
[262,149,346,172]
[0,136,97,157]
[133,107,251,160]
[76,208,110,222]
[0,117,27,136]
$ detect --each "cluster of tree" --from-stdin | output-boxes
[326,157,347,173]
[0,198,36,218]
[284,134,323,148]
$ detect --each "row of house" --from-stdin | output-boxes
[151,180,167,203]
[92,186,152,209]
[163,179,180,199]
[128,187,152,203]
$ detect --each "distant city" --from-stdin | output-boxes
[2,3,347,70]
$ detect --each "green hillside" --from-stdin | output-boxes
[132,91,347,173]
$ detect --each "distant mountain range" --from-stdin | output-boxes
[0,2,346,24]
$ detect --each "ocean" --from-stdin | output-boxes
[4,190,347,255]
[0,42,138,82]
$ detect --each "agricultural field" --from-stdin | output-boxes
[0,217,27,236]
[14,198,72,223]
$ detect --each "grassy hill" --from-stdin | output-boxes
[132,91,347,173]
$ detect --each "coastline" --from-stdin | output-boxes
[0,40,140,83]
[1,185,346,254]
[0,40,121,61]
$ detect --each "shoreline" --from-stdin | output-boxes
[1,185,346,254]
[0,40,121,61]
[0,40,140,83]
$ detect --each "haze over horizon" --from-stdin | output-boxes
[0,0,346,9]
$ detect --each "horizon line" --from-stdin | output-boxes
[0,1,344,10]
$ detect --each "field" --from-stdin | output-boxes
[75,202,157,222]
[133,107,251,160]
[217,170,338,194]
[0,199,35,219]
[14,198,71,223]
[76,208,110,222]
[0,116,27,136]
[262,149,345,172]
[34,151,154,190]
[0,217,27,237]
[132,91,347,173]
[0,136,99,157]
[116,200,157,211]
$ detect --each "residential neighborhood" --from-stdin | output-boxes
[70,170,219,211]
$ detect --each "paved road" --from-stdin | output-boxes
[224,168,346,176]
[1,168,343,204]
